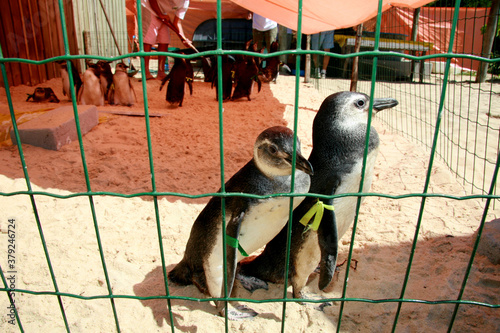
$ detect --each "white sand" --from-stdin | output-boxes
[0,73,498,332]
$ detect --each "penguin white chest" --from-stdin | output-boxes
[61,70,70,97]
[237,196,305,258]
[203,196,305,298]
[334,148,378,238]
[81,71,104,106]
[113,72,135,106]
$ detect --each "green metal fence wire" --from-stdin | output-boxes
[0,0,499,332]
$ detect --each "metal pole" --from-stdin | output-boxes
[410,7,421,82]
[476,0,500,83]
[305,34,311,83]
[350,23,363,91]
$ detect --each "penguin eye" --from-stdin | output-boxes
[355,99,366,108]
[268,144,278,155]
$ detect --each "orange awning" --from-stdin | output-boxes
[230,0,436,34]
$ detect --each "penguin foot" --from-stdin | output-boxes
[315,301,333,312]
[222,305,258,320]
[295,291,333,311]
[236,273,269,292]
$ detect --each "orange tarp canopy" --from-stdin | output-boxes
[230,0,436,34]
[363,7,491,71]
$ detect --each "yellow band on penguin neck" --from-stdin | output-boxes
[299,200,334,233]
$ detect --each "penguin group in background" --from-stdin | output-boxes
[231,41,262,101]
[111,62,136,106]
[57,60,82,99]
[159,55,194,107]
[238,91,399,301]
[168,126,313,319]
[78,63,104,106]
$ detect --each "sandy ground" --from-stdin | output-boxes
[0,67,498,332]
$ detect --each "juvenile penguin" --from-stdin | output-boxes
[168,126,313,319]
[58,60,82,99]
[78,63,104,106]
[111,62,136,106]
[238,91,398,300]
[159,56,194,107]
[211,55,234,101]
[26,87,60,103]
[96,60,113,104]
[201,56,215,82]
[257,41,290,83]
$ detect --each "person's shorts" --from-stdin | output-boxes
[142,9,171,45]
[311,30,334,50]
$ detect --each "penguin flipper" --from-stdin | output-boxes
[317,201,338,290]
[215,210,251,317]
[315,176,341,290]
[159,74,170,91]
[187,79,193,96]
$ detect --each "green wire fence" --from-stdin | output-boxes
[0,0,499,332]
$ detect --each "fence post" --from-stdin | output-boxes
[476,0,500,83]
[83,30,92,55]
[350,23,363,92]
[410,8,421,82]
[305,34,311,83]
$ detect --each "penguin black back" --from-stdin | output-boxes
[159,56,194,107]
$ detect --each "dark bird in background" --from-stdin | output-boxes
[231,40,262,101]
[258,41,291,83]
[211,55,234,101]
[26,87,60,103]
[200,56,215,83]
[159,56,194,107]
[96,60,113,104]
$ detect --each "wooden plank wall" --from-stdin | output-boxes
[0,0,79,87]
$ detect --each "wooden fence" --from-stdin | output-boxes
[0,0,78,87]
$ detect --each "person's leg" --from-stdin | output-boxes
[143,43,155,80]
[321,50,330,79]
[278,25,288,64]
[157,43,169,80]
[156,23,171,80]
[321,31,335,79]
[142,10,158,80]
[253,29,265,51]
[311,33,320,77]
[266,26,278,53]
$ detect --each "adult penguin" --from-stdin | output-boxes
[159,55,194,107]
[168,126,313,319]
[238,91,399,300]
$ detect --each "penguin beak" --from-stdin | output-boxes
[289,152,314,176]
[373,98,399,112]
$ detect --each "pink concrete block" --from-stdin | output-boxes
[10,105,98,150]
